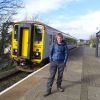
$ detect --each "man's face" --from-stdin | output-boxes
[56,36,63,43]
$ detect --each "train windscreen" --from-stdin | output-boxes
[34,25,42,42]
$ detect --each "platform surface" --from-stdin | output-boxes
[0,47,100,100]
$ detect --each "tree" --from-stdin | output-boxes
[89,34,96,47]
[23,14,41,22]
[0,0,24,54]
[0,0,23,26]
[0,0,23,16]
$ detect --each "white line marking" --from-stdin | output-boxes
[0,64,49,96]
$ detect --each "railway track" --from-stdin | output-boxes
[0,68,19,80]
[0,70,29,92]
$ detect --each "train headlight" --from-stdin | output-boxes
[36,52,39,56]
[33,52,41,59]
[15,49,17,52]
[13,49,18,55]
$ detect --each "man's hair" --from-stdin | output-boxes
[57,33,63,38]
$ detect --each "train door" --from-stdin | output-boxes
[21,28,29,57]
[18,25,33,59]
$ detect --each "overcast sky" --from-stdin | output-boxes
[14,0,100,40]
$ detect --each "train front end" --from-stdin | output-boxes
[11,22,45,66]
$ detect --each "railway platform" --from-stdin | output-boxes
[0,47,100,100]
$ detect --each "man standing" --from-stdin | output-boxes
[44,33,68,96]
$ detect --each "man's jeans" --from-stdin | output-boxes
[47,61,65,92]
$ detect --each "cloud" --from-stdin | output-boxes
[25,0,79,14]
[14,0,80,21]
[48,11,100,39]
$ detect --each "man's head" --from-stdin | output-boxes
[56,33,63,44]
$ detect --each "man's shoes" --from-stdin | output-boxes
[57,87,64,92]
[44,91,51,97]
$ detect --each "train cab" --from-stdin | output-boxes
[11,22,47,66]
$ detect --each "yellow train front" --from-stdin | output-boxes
[11,21,52,70]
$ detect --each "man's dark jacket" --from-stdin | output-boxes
[49,41,68,64]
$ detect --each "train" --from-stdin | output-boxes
[11,21,77,71]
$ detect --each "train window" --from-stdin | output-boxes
[49,35,52,45]
[14,25,18,41]
[34,25,42,42]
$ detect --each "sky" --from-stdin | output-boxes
[14,0,100,40]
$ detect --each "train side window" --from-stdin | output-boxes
[52,35,57,42]
[34,25,42,42]
[14,25,18,41]
[49,35,52,45]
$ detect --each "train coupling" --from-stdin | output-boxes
[18,58,32,67]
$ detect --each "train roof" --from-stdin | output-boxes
[13,21,44,25]
[13,21,77,40]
